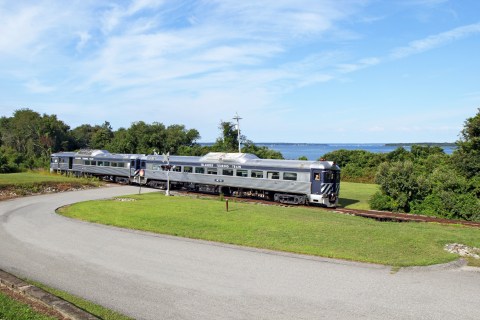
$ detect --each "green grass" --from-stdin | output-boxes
[338,181,379,210]
[28,281,132,320]
[58,193,480,267]
[0,171,102,197]
[0,171,98,186]
[466,257,480,267]
[0,290,55,320]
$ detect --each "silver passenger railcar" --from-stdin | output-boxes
[50,150,340,207]
[51,150,144,183]
[141,152,340,207]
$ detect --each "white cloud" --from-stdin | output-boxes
[24,79,56,94]
[1,1,477,143]
[76,32,91,52]
[337,57,381,74]
[390,22,480,59]
[0,5,44,55]
[401,0,449,6]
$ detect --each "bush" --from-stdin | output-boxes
[321,149,383,183]
[411,192,480,221]
[369,192,396,211]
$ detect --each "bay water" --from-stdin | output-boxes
[256,143,456,160]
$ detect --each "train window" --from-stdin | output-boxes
[131,160,135,167]
[267,171,279,179]
[91,161,96,166]
[236,169,248,177]
[251,170,264,178]
[84,160,90,165]
[97,161,104,166]
[111,162,117,167]
[152,165,161,170]
[104,161,110,167]
[222,169,234,176]
[173,166,181,172]
[322,171,337,183]
[141,161,146,168]
[118,162,125,168]
[207,168,217,175]
[184,166,193,173]
[195,167,205,174]
[283,172,297,181]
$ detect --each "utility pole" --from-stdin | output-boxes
[233,112,242,153]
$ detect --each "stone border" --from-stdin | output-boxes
[0,269,99,320]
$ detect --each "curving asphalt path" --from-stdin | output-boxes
[0,186,479,320]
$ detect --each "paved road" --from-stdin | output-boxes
[0,186,479,320]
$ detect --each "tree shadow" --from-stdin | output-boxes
[338,198,359,208]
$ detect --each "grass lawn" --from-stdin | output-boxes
[0,171,102,199]
[339,181,379,210]
[0,290,55,320]
[58,193,480,267]
[28,281,132,320]
[0,171,99,187]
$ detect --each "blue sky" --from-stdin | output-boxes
[1,0,479,143]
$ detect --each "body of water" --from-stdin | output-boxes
[256,143,456,160]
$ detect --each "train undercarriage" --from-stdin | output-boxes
[54,171,320,206]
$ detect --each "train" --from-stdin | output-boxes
[50,149,341,207]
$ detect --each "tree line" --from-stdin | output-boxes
[323,108,480,221]
[0,109,282,173]
[2,107,479,221]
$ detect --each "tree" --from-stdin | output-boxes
[367,109,480,221]
[452,108,480,178]
[211,121,242,152]
[0,109,72,169]
[106,121,200,155]
[164,125,200,154]
[209,121,283,159]
[372,160,423,212]
[242,140,283,159]
[321,149,384,183]
[71,124,97,149]
[90,121,114,149]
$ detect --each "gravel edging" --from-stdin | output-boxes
[0,269,99,320]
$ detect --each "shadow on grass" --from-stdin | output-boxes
[338,198,359,208]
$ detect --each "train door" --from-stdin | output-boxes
[68,157,73,170]
[321,170,340,196]
[130,159,140,176]
[311,169,322,194]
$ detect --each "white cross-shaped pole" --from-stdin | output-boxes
[233,112,242,153]
[163,152,171,196]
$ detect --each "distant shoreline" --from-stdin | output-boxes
[199,142,456,146]
[384,142,456,147]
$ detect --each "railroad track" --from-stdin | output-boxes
[331,208,480,228]
[174,190,480,228]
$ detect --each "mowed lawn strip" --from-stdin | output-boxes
[0,172,102,197]
[0,172,82,186]
[0,290,55,320]
[58,193,480,267]
[339,181,379,210]
[28,280,133,320]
